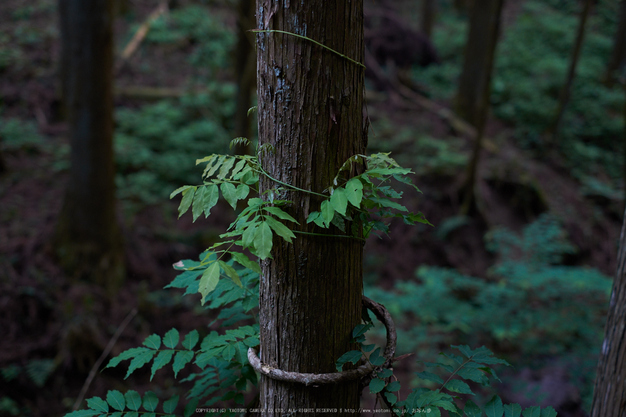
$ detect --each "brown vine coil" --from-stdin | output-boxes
[247,296,396,386]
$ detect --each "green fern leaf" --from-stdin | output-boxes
[150,350,175,381]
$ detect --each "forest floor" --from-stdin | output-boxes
[0,1,622,416]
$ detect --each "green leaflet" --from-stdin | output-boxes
[219,260,242,287]
[182,330,199,350]
[86,397,108,413]
[335,350,363,371]
[125,350,156,379]
[124,391,142,411]
[485,395,504,417]
[143,334,161,350]
[106,390,126,411]
[163,328,179,349]
[254,221,273,259]
[173,350,194,377]
[142,391,158,412]
[192,185,206,221]
[221,182,238,209]
[263,205,298,223]
[202,183,220,217]
[264,216,296,243]
[150,350,175,381]
[369,378,386,394]
[345,177,363,207]
[178,187,196,218]
[330,188,348,216]
[199,262,220,304]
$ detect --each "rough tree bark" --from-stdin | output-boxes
[456,0,504,214]
[256,0,366,413]
[604,0,626,86]
[55,0,124,293]
[546,0,593,144]
[590,207,626,417]
[233,0,256,155]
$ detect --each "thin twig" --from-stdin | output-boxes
[72,308,138,410]
[250,29,366,69]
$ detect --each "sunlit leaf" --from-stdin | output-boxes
[199,262,220,304]
[254,221,273,259]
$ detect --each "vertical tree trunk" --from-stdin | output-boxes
[604,0,626,87]
[55,0,124,293]
[256,0,366,413]
[421,0,435,41]
[454,0,503,128]
[547,0,593,144]
[457,0,504,214]
[590,207,626,417]
[233,0,256,155]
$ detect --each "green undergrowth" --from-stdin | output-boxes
[365,214,611,407]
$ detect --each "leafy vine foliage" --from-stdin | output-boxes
[65,147,556,416]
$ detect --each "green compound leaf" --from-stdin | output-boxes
[163,395,180,414]
[142,391,159,412]
[173,350,194,378]
[170,185,194,200]
[369,378,386,394]
[263,206,298,223]
[125,391,142,411]
[242,222,259,249]
[463,400,482,417]
[125,350,156,379]
[106,390,125,411]
[335,350,363,371]
[182,330,199,350]
[178,187,196,218]
[264,216,296,243]
[150,350,175,381]
[330,188,348,216]
[191,185,206,222]
[219,260,242,287]
[504,403,522,417]
[485,395,504,417]
[143,334,161,350]
[86,397,109,413]
[163,328,180,349]
[202,184,220,217]
[199,262,220,304]
[221,182,238,209]
[217,157,236,179]
[345,178,364,208]
[254,221,273,259]
[416,370,444,385]
[205,155,225,178]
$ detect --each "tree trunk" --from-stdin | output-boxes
[55,0,124,294]
[604,0,626,87]
[421,0,435,41]
[590,207,626,417]
[256,0,366,413]
[457,0,504,215]
[233,0,256,155]
[546,0,593,144]
[454,0,503,128]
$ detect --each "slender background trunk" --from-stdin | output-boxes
[256,0,366,413]
[55,0,124,293]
